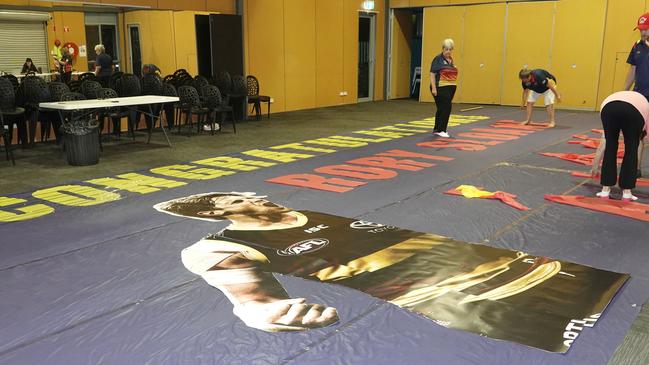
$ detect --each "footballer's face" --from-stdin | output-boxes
[196,195,290,220]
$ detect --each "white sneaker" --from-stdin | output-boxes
[622,193,638,201]
[596,191,610,199]
[438,131,450,138]
[203,123,220,132]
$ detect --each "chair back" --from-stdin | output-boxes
[162,83,178,97]
[246,75,260,96]
[80,80,102,100]
[22,76,51,105]
[60,92,86,101]
[142,74,163,96]
[194,75,210,92]
[0,77,17,111]
[1,74,19,91]
[213,71,232,95]
[201,85,223,108]
[78,72,96,82]
[109,71,124,89]
[48,82,71,102]
[231,75,247,96]
[178,85,201,107]
[115,73,141,97]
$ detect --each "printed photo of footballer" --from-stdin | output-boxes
[154,192,628,353]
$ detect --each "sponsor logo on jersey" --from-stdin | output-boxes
[350,220,396,233]
[277,238,329,256]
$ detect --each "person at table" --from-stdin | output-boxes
[142,64,161,77]
[60,48,73,84]
[93,44,113,87]
[21,58,38,74]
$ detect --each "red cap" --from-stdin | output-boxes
[636,13,649,30]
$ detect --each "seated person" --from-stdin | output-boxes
[21,58,38,74]
[142,64,161,76]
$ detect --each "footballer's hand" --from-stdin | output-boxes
[233,298,339,332]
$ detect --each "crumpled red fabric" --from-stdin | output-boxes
[540,152,623,165]
[445,187,531,211]
[545,195,649,222]
[570,171,649,187]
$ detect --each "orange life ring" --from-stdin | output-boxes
[63,42,79,59]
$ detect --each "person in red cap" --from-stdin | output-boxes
[625,13,649,99]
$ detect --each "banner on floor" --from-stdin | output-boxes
[154,192,629,353]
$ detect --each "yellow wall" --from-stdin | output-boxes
[501,1,554,106]
[417,0,621,110]
[284,0,317,111]
[0,0,235,11]
[390,9,413,99]
[244,0,386,113]
[551,0,606,109]
[46,11,89,72]
[315,0,344,107]
[597,0,647,106]
[420,6,464,103]
[460,3,505,104]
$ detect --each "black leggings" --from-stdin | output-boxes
[433,85,456,132]
[600,101,644,189]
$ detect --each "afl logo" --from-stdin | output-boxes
[350,220,384,229]
[277,238,329,256]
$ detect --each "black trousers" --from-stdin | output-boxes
[433,85,456,132]
[600,101,644,189]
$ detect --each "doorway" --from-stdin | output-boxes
[388,8,423,100]
[127,25,142,77]
[358,13,376,102]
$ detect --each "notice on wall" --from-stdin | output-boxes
[79,45,87,57]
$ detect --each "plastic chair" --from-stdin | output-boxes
[0,77,23,164]
[246,75,271,120]
[202,85,236,134]
[177,85,210,135]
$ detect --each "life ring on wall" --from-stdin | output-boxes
[63,42,79,59]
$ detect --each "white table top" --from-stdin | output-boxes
[39,95,179,110]
[14,71,85,79]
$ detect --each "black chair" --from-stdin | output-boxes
[229,75,248,121]
[177,85,210,135]
[0,77,24,165]
[163,74,174,84]
[78,72,96,83]
[109,71,124,89]
[213,71,232,99]
[202,85,236,134]
[115,74,141,138]
[67,80,81,93]
[1,75,19,92]
[162,82,179,129]
[22,76,53,145]
[96,88,130,142]
[80,80,102,100]
[194,75,210,94]
[47,82,71,142]
[246,75,271,120]
[173,69,190,78]
[140,74,164,135]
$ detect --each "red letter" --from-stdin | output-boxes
[315,164,398,180]
[266,174,366,193]
[347,157,434,171]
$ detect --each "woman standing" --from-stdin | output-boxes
[597,91,649,201]
[430,38,458,138]
[60,48,73,84]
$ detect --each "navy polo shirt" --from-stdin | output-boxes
[521,69,556,94]
[627,40,649,98]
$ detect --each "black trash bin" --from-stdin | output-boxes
[61,119,100,166]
